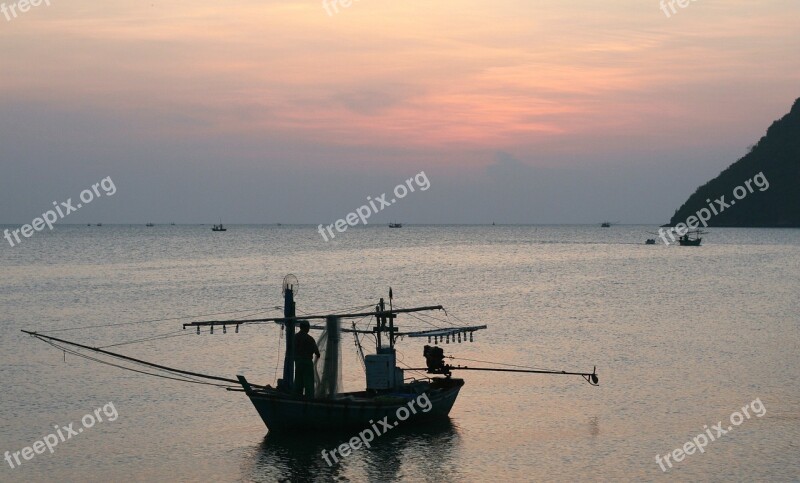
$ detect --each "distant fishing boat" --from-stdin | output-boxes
[678,229,704,246]
[645,238,656,245]
[600,221,618,228]
[389,222,403,228]
[212,219,227,232]
[96,223,102,227]
[21,275,599,433]
[146,222,154,227]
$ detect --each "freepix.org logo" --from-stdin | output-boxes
[317,171,430,242]
[658,171,768,245]
[1,0,51,22]
[3,176,116,248]
[4,402,118,470]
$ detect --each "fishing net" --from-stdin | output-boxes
[314,316,342,398]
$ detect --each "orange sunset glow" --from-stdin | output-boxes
[1,0,798,223]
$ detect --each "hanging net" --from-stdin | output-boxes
[314,316,342,398]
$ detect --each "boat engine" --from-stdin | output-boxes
[423,345,449,375]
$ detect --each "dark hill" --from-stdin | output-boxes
[668,97,800,227]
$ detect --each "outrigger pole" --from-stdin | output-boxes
[181,305,447,330]
[449,365,599,385]
[180,306,487,339]
[407,365,599,385]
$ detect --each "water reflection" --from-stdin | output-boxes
[244,419,462,482]
[588,416,600,437]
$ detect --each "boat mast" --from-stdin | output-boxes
[278,281,297,392]
[387,288,396,349]
[373,295,398,352]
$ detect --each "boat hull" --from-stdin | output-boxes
[237,377,463,431]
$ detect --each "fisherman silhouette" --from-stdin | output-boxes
[293,320,320,398]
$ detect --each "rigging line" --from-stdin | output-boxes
[98,330,198,349]
[97,330,186,349]
[39,339,235,388]
[400,307,461,327]
[48,340,234,388]
[294,303,376,319]
[58,346,210,386]
[329,303,378,315]
[396,360,428,379]
[23,330,241,384]
[37,306,283,334]
[391,303,456,326]
[99,308,274,349]
[39,337,212,385]
[448,312,473,326]
[402,311,449,331]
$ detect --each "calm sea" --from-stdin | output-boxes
[1,225,798,482]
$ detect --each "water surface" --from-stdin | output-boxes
[1,225,798,481]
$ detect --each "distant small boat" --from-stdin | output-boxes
[96,223,102,227]
[212,220,227,232]
[678,230,704,246]
[645,239,656,245]
[145,222,154,227]
[171,223,176,226]
[389,222,403,228]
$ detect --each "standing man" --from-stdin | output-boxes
[294,320,320,398]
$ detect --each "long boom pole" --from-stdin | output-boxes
[181,305,445,329]
[407,365,599,385]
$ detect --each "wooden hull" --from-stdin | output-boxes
[237,377,463,432]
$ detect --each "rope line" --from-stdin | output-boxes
[37,306,283,334]
[39,338,237,389]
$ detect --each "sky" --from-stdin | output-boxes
[1,0,798,225]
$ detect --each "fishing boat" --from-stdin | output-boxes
[21,275,599,433]
[389,222,402,228]
[645,238,656,245]
[146,222,154,227]
[678,229,704,246]
[212,220,227,231]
